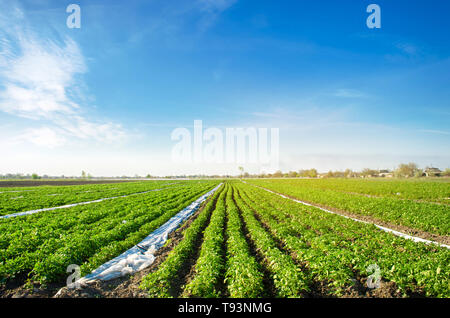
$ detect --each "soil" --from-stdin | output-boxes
[0,273,64,298]
[343,279,405,298]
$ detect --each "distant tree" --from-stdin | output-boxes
[288,171,298,178]
[333,171,346,178]
[443,168,450,177]
[81,171,87,179]
[31,173,40,180]
[308,169,318,178]
[238,166,244,178]
[298,169,318,178]
[298,170,307,178]
[146,174,152,178]
[361,168,378,178]
[414,169,424,178]
[395,163,419,178]
[273,170,283,178]
[344,169,353,178]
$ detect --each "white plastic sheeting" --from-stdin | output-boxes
[0,184,181,220]
[244,181,450,250]
[0,190,36,194]
[75,183,223,285]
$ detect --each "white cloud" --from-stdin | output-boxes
[59,116,127,143]
[0,2,127,148]
[0,38,84,119]
[15,127,67,149]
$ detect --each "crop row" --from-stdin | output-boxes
[140,184,225,297]
[246,179,450,235]
[236,182,450,297]
[181,184,228,297]
[138,181,449,298]
[223,186,265,297]
[232,187,310,297]
[0,181,184,216]
[142,184,267,298]
[142,182,311,298]
[0,181,219,285]
[256,178,450,203]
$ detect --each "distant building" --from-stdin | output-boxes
[378,170,393,178]
[424,167,442,177]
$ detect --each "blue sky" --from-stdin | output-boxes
[0,0,449,176]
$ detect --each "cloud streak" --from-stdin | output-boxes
[0,2,126,148]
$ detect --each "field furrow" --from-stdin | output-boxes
[1,179,449,299]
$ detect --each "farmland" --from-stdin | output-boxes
[0,180,184,216]
[0,180,219,291]
[0,179,449,298]
[245,178,450,236]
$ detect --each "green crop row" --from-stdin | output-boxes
[236,182,450,297]
[0,181,185,216]
[181,185,228,297]
[232,185,310,297]
[223,186,265,298]
[246,179,450,235]
[140,184,225,297]
[0,181,219,285]
[248,178,450,203]
[236,184,355,295]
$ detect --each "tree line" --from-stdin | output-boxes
[1,163,449,180]
[238,163,450,179]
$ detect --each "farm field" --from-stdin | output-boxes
[252,178,450,203]
[245,178,450,237]
[139,181,449,298]
[0,180,220,295]
[0,179,449,298]
[0,180,187,216]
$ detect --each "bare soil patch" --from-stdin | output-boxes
[0,274,64,298]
